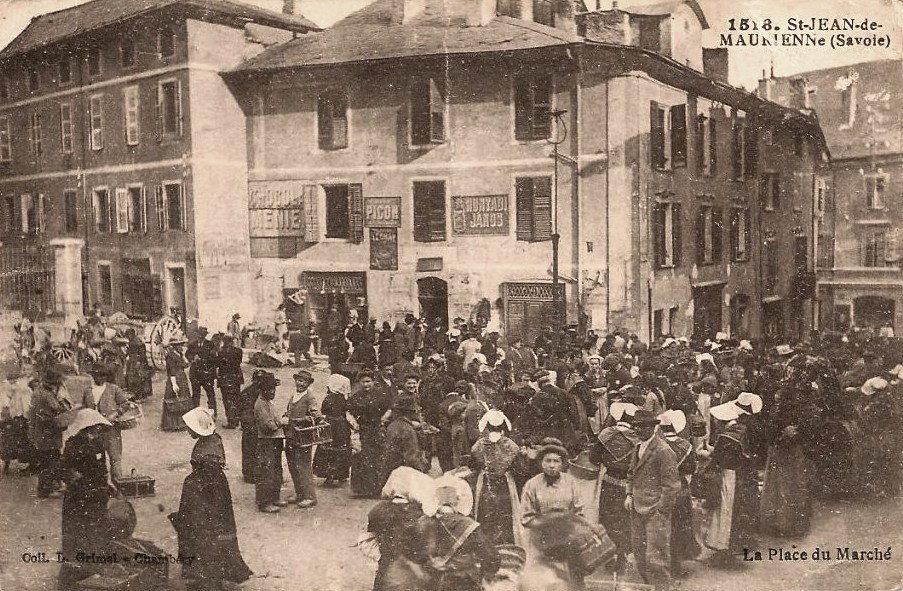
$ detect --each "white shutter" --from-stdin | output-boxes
[115,188,129,233]
[36,194,45,234]
[20,194,30,233]
[124,86,140,146]
[155,185,167,230]
[90,95,104,150]
[175,81,183,136]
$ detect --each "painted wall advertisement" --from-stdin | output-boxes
[370,227,398,270]
[451,195,509,235]
[364,197,401,227]
[248,180,316,238]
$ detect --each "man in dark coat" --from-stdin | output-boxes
[29,369,71,497]
[383,394,428,481]
[217,336,244,428]
[189,333,218,417]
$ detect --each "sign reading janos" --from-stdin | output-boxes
[365,197,401,227]
[248,181,315,238]
[452,195,509,235]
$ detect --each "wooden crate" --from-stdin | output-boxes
[114,469,155,497]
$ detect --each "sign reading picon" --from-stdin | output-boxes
[364,197,401,228]
[248,181,316,238]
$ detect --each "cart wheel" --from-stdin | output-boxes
[50,346,76,365]
[148,316,184,370]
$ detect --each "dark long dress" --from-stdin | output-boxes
[368,500,427,591]
[663,433,701,564]
[348,386,393,498]
[169,462,252,585]
[705,422,759,553]
[469,436,522,546]
[126,337,153,400]
[161,349,192,431]
[313,391,352,481]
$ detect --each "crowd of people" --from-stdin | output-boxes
[3,303,903,591]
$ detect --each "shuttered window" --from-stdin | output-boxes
[60,103,73,154]
[413,181,446,243]
[695,205,722,265]
[761,173,780,210]
[318,89,348,150]
[64,190,78,233]
[650,103,666,169]
[411,77,446,145]
[93,188,112,233]
[515,177,552,242]
[0,116,10,162]
[670,104,687,168]
[154,186,167,230]
[90,94,104,150]
[652,202,681,268]
[323,184,363,242]
[348,184,364,243]
[514,75,551,141]
[124,86,140,145]
[164,182,185,231]
[28,112,42,155]
[115,188,130,233]
[128,186,146,233]
[730,207,751,262]
[744,123,757,178]
[157,81,182,137]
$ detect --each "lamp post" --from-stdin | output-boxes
[548,109,568,331]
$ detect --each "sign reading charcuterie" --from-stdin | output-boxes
[451,195,509,235]
[364,197,401,227]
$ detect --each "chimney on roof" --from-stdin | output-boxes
[702,48,729,84]
[282,0,296,14]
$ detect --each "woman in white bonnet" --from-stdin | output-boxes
[314,373,353,487]
[469,409,523,546]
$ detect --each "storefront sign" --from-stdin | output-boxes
[364,197,401,227]
[451,195,509,235]
[370,228,398,270]
[302,272,366,293]
[248,181,316,239]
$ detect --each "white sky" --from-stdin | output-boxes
[0,0,900,90]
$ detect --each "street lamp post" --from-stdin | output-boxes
[549,109,568,331]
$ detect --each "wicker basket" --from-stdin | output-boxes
[290,418,332,448]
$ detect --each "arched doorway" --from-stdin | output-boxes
[417,277,448,327]
[854,296,895,330]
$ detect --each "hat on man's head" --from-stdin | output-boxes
[532,369,551,382]
[292,369,313,383]
[232,313,241,320]
[628,409,659,426]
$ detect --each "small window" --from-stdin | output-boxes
[650,102,669,169]
[121,39,136,68]
[761,173,780,211]
[730,207,751,262]
[0,116,11,162]
[156,182,185,231]
[652,202,682,268]
[60,103,73,154]
[324,185,350,239]
[533,0,554,26]
[124,86,140,145]
[410,77,446,145]
[695,114,715,176]
[515,176,553,242]
[695,205,723,265]
[866,174,887,210]
[64,189,78,233]
[863,232,889,267]
[27,68,39,92]
[159,26,176,58]
[87,47,102,77]
[1,195,17,233]
[128,186,146,233]
[58,59,71,84]
[413,181,446,243]
[90,95,104,150]
[93,188,112,233]
[98,264,113,306]
[317,89,348,150]
[157,80,182,138]
[28,112,42,156]
[20,193,42,234]
[514,75,551,141]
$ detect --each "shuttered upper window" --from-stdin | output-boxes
[60,103,73,154]
[515,177,552,242]
[323,184,364,243]
[157,81,182,138]
[652,202,682,268]
[730,207,751,262]
[124,86,140,145]
[155,182,185,231]
[413,181,446,243]
[670,104,687,168]
[411,77,446,145]
[89,94,104,150]
[696,113,716,176]
[514,75,551,141]
[0,117,10,162]
[318,89,348,151]
[695,205,723,265]
[761,173,780,211]
[93,188,112,233]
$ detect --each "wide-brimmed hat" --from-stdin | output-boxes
[628,409,659,426]
[478,408,512,433]
[862,377,889,396]
[327,373,351,396]
[735,392,763,415]
[422,475,474,517]
[710,400,741,421]
[393,394,418,412]
[536,437,569,462]
[658,409,687,434]
[68,408,112,435]
[182,407,216,436]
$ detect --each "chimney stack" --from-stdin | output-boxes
[702,48,729,84]
[282,0,295,14]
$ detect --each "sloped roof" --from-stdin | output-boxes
[232,0,581,72]
[0,0,319,60]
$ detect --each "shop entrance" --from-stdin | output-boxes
[854,296,895,331]
[417,277,448,327]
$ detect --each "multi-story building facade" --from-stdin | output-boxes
[0,0,316,327]
[762,59,903,333]
[224,0,826,344]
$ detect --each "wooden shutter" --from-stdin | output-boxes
[695,115,706,174]
[304,188,318,242]
[670,104,687,168]
[650,102,665,169]
[744,125,758,178]
[332,92,347,149]
[317,92,333,149]
[429,78,445,143]
[730,209,739,261]
[712,206,723,262]
[672,203,682,266]
[743,209,751,257]
[652,204,666,268]
[115,188,129,233]
[709,119,717,174]
[36,194,45,234]
[732,120,743,179]
[413,183,428,242]
[514,76,531,141]
[155,185,167,230]
[515,178,533,241]
[532,177,552,242]
[410,78,431,145]
[154,97,163,142]
[531,76,551,139]
[428,182,446,242]
[348,183,364,244]
[772,176,781,209]
[695,207,707,264]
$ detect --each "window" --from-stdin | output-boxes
[695,205,723,265]
[89,94,104,150]
[155,182,186,231]
[157,81,182,138]
[670,104,687,168]
[20,194,44,234]
[515,177,552,242]
[93,188,112,233]
[533,0,554,26]
[653,309,664,338]
[761,173,780,211]
[413,181,446,242]
[322,184,363,242]
[732,118,745,179]
[120,39,136,68]
[124,86,140,146]
[98,264,113,307]
[815,177,827,214]
[0,116,10,162]
[696,113,716,175]
[649,102,670,169]
[669,306,679,334]
[840,78,857,127]
[730,207,751,262]
[764,240,778,293]
[58,58,71,84]
[863,232,889,267]
[411,77,446,145]
[866,174,887,209]
[2,195,17,233]
[159,27,176,58]
[0,77,8,100]
[87,47,102,77]
[127,186,146,233]
[498,0,522,17]
[317,88,348,150]
[27,68,39,92]
[652,202,682,268]
[28,112,42,155]
[60,103,73,154]
[514,75,552,141]
[64,189,78,233]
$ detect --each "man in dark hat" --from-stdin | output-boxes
[28,369,72,497]
[239,370,274,483]
[284,370,320,508]
[625,410,681,591]
[227,313,242,344]
[383,393,428,481]
[83,363,130,480]
[217,336,244,429]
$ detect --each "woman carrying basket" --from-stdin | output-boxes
[161,339,192,431]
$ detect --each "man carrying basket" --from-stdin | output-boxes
[284,370,324,508]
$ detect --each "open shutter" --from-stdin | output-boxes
[712,206,723,262]
[531,76,551,139]
[154,96,163,142]
[730,209,739,261]
[413,185,428,242]
[410,78,431,145]
[709,119,717,174]
[514,76,531,140]
[515,178,533,241]
[695,207,706,264]
[743,209,751,257]
[670,104,687,168]
[429,78,445,143]
[652,204,666,267]
[672,203,682,266]
[36,194,45,234]
[429,182,446,242]
[331,93,347,149]
[744,125,758,178]
[650,102,665,168]
[115,188,129,233]
[532,178,552,242]
[732,120,743,179]
[317,93,332,149]
[773,176,781,209]
[348,183,364,244]
[304,188,318,242]
[175,81,184,136]
[155,186,167,230]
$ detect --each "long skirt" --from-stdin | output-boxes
[705,468,758,553]
[241,422,258,483]
[255,438,284,508]
[671,482,701,563]
[598,481,632,556]
[760,440,812,537]
[161,371,192,431]
[126,360,153,400]
[313,419,351,481]
[351,424,385,498]
[473,472,522,546]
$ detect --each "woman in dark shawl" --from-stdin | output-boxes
[161,340,192,431]
[169,407,252,588]
[313,373,353,486]
[348,369,393,498]
[469,409,523,546]
[124,328,153,400]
